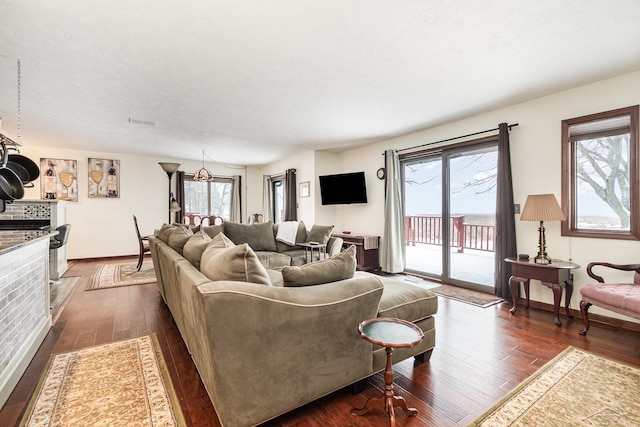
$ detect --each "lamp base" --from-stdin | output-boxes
[534,255,552,265]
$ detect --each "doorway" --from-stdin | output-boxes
[403,143,497,289]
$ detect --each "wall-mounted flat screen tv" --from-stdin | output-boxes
[319,171,367,205]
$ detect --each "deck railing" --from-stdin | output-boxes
[405,215,495,252]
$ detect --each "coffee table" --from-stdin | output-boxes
[351,317,424,426]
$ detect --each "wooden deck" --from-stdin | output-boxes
[1,256,639,426]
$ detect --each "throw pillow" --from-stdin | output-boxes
[282,244,356,287]
[182,231,212,269]
[200,243,272,285]
[200,232,236,261]
[307,224,334,245]
[201,224,225,239]
[167,225,194,255]
[224,221,277,251]
[157,223,177,243]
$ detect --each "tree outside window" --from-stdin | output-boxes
[561,105,639,240]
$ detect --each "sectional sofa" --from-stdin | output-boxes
[150,221,438,427]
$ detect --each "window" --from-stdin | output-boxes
[183,174,234,220]
[561,105,639,239]
[271,175,285,224]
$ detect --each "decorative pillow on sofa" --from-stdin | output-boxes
[167,225,194,255]
[224,221,277,251]
[201,224,225,239]
[307,224,334,245]
[200,240,272,286]
[157,223,177,243]
[281,245,356,287]
[183,231,212,269]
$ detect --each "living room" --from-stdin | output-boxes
[2,1,640,426]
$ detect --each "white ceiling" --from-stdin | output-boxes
[1,1,640,166]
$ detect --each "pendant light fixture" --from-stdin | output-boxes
[194,150,213,182]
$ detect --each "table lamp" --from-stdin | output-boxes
[520,193,566,264]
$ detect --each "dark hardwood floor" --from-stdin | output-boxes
[2,257,640,427]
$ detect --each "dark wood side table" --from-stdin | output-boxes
[297,242,327,262]
[351,317,424,427]
[505,257,580,327]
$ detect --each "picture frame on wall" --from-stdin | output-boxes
[299,181,310,198]
[39,158,78,201]
[88,158,120,198]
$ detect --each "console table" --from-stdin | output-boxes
[333,233,379,271]
[505,257,579,327]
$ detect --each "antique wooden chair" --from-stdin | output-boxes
[579,261,640,335]
[248,213,263,224]
[201,216,224,226]
[133,215,151,271]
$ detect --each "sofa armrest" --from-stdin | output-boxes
[194,275,383,427]
[327,236,343,256]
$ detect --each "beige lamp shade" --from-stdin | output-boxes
[520,194,566,222]
[158,162,181,174]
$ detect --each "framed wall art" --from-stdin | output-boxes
[88,158,120,198]
[299,181,310,198]
[39,158,78,201]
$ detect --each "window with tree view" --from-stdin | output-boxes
[183,175,234,220]
[561,105,639,239]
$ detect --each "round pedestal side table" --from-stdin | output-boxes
[351,317,424,426]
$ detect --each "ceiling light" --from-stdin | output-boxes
[194,150,213,182]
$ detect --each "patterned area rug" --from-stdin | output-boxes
[87,260,156,290]
[470,346,640,426]
[20,334,186,427]
[429,284,503,308]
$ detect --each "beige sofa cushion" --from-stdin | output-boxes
[282,245,356,287]
[225,221,277,251]
[167,225,194,255]
[307,224,334,244]
[200,234,272,285]
[157,223,177,243]
[183,231,212,269]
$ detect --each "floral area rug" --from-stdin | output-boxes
[20,334,186,427]
[469,346,640,426]
[87,260,156,290]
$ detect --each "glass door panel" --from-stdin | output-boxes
[448,149,497,287]
[403,145,497,289]
[404,156,443,278]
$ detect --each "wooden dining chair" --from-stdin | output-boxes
[248,213,263,224]
[133,215,151,271]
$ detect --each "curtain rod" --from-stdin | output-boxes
[394,123,518,154]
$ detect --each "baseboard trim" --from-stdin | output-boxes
[517,298,640,333]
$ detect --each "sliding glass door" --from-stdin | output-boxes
[403,143,497,289]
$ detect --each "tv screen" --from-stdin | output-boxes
[319,172,368,205]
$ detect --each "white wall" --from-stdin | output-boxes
[16,144,244,259]
[246,150,316,224]
[247,70,640,321]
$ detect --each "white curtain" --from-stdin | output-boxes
[380,149,406,273]
[230,175,241,223]
[262,175,272,223]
